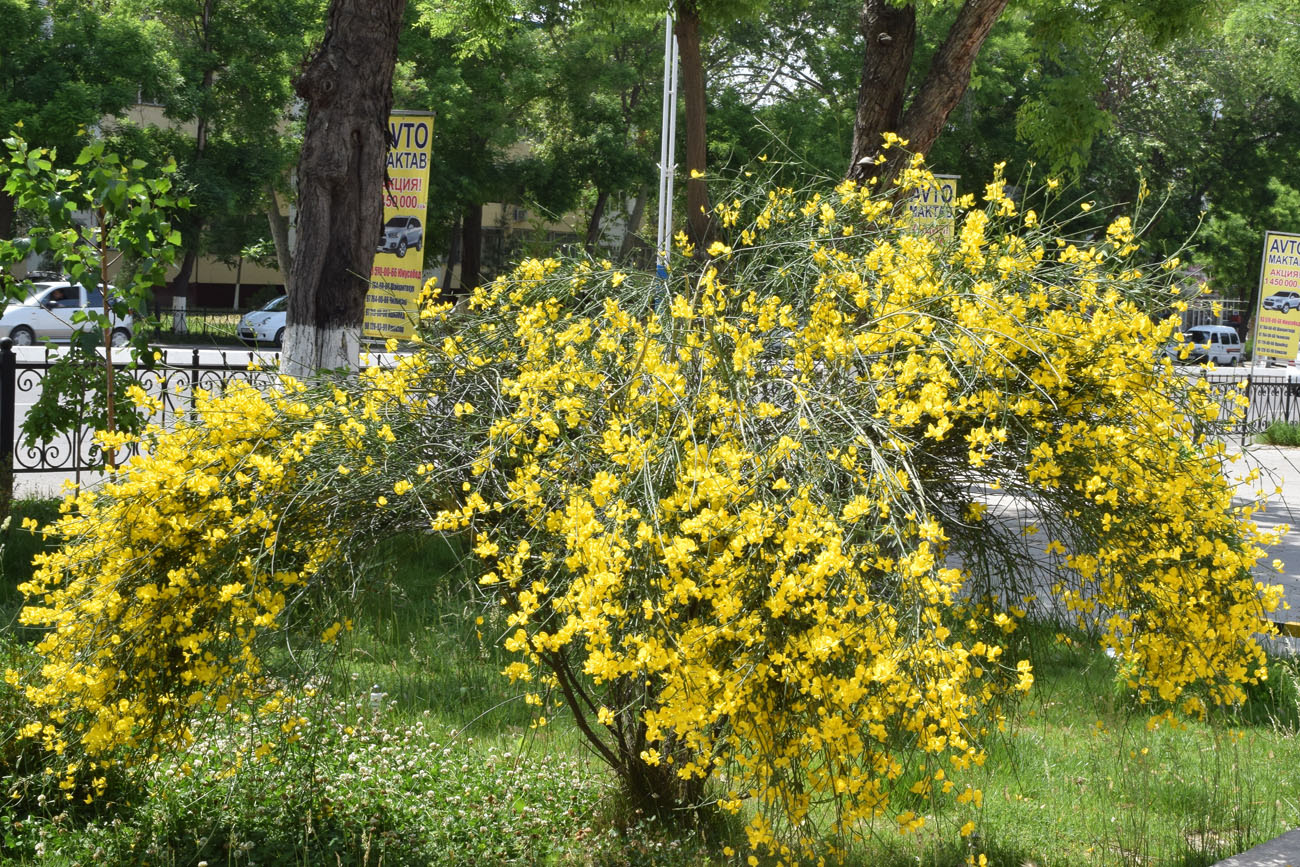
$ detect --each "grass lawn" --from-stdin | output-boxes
[0,510,1296,865]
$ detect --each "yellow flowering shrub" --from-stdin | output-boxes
[8,359,447,794]
[430,162,1283,858]
[6,158,1284,861]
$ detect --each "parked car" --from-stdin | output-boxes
[0,280,131,347]
[1264,290,1300,312]
[377,215,423,257]
[1168,324,1244,366]
[237,294,287,346]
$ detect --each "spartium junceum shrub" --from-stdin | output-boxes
[8,151,1284,863]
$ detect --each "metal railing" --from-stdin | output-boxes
[0,340,280,480]
[1201,371,1300,436]
[1,341,1298,484]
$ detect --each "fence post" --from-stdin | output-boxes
[1245,374,1257,449]
[0,338,14,520]
[190,348,201,419]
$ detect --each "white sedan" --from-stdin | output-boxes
[1,280,132,346]
[237,295,287,346]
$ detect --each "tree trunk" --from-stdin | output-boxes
[170,243,200,332]
[674,3,713,249]
[619,189,649,262]
[461,203,483,292]
[0,189,15,243]
[265,184,292,290]
[895,0,1010,158]
[282,0,406,378]
[585,188,610,255]
[173,0,217,312]
[848,0,1007,185]
[847,0,916,184]
[443,213,461,295]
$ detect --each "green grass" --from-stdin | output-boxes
[0,498,62,627]
[1,520,1299,865]
[1258,420,1300,446]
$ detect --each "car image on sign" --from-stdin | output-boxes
[377,215,423,258]
[1264,290,1300,312]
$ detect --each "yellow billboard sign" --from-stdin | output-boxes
[364,112,435,341]
[905,174,958,239]
[1254,230,1300,361]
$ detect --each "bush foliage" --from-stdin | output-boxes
[6,155,1284,863]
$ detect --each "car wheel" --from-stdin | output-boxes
[9,326,34,346]
[110,328,130,348]
[397,238,407,258]
[274,327,285,348]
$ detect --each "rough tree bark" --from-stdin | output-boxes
[847,0,916,182]
[282,0,406,377]
[265,184,292,289]
[170,0,217,317]
[442,213,461,296]
[0,190,15,243]
[460,203,483,293]
[848,0,1009,185]
[584,188,610,255]
[618,189,648,262]
[674,1,713,248]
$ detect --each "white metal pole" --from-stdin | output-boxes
[656,12,678,281]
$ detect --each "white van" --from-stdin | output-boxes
[1168,324,1244,366]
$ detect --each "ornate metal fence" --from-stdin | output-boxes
[0,340,281,480]
[2,341,1298,483]
[1201,371,1300,436]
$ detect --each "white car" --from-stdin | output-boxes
[1,280,131,347]
[1168,324,1244,366]
[237,295,287,346]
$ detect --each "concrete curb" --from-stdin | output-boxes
[1213,829,1300,866]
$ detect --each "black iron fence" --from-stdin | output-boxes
[0,340,279,481]
[1,343,1299,484]
[1201,372,1300,436]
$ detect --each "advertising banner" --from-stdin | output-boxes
[363,112,435,341]
[1254,230,1300,361]
[905,174,959,239]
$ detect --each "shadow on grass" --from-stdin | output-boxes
[344,531,538,733]
[0,497,63,632]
